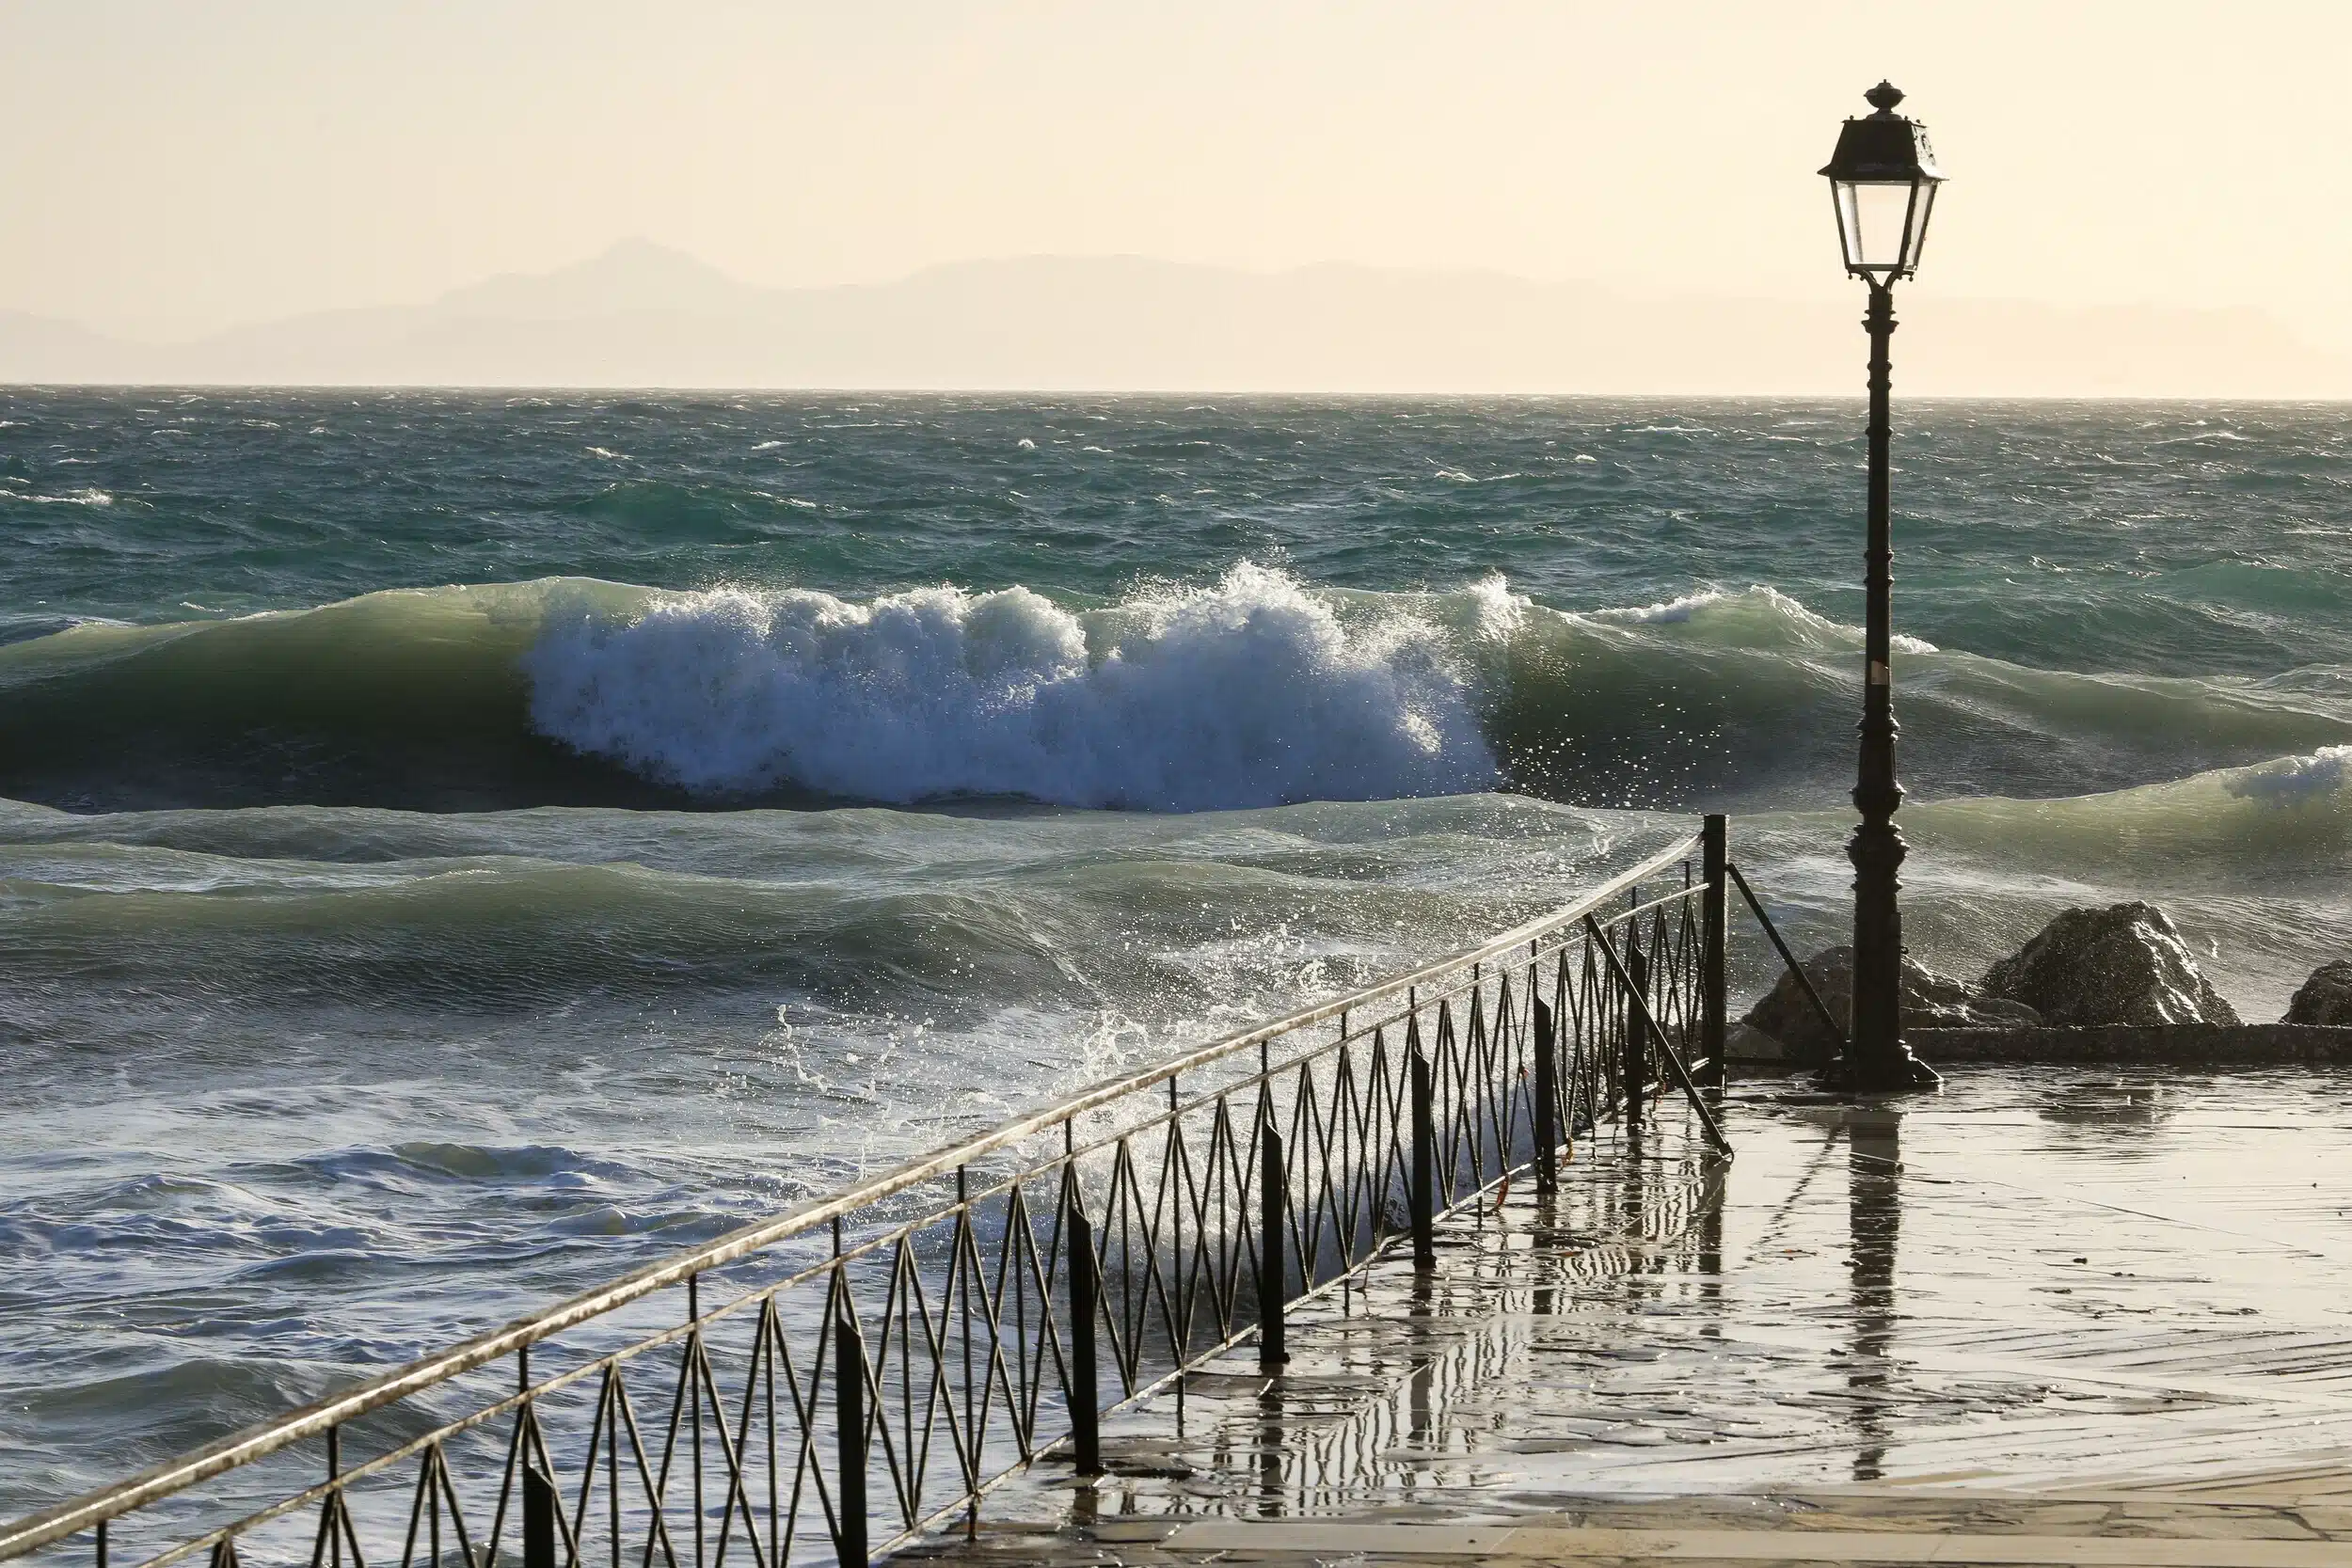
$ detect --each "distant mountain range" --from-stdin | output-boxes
[5,240,2346,397]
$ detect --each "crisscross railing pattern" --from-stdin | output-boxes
[2,829,1735,1568]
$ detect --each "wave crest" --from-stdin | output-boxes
[523,564,1502,810]
[2,573,2344,814]
[2226,745,2352,805]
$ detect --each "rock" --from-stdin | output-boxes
[1724,1020,1789,1062]
[1741,944,2042,1064]
[2285,959,2352,1025]
[1981,902,2239,1027]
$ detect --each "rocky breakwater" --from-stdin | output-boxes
[1978,902,2238,1027]
[1739,946,2038,1067]
[1737,902,2352,1067]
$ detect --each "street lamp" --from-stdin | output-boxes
[1821,81,1943,1092]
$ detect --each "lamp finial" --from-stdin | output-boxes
[1866,81,1905,115]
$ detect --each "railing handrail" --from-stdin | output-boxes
[0,831,1699,1561]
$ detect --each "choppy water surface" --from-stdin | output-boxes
[2,392,2348,1513]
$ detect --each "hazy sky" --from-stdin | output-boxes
[7,1,2351,349]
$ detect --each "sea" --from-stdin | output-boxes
[2,390,2348,1513]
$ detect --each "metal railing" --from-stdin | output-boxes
[2,822,1738,1568]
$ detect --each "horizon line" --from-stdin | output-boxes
[6,381,2350,405]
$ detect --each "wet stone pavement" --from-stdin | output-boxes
[909,1068,2352,1565]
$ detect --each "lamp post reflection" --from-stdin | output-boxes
[1846,1106,1903,1481]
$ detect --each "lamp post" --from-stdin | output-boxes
[1821,81,1943,1092]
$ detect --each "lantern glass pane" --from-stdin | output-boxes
[1907,180,1939,271]
[1836,179,1919,272]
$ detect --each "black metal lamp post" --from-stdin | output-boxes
[1821,82,1944,1092]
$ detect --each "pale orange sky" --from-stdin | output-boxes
[5,1,2349,352]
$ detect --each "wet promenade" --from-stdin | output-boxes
[919,1069,2352,1565]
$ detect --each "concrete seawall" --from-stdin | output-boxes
[1732,1022,2352,1066]
[1913,1022,2352,1063]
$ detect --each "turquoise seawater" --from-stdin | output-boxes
[2,391,2348,1511]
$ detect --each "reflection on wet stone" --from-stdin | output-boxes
[1846,1106,1901,1483]
[1697,1162,1726,1298]
[1254,1383,1281,1516]
[919,1068,2352,1565]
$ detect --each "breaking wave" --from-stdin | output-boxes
[525,564,1504,810]
[0,569,2346,813]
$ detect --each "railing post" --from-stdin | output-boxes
[1408,1044,1437,1270]
[1533,995,1558,1196]
[1702,814,1728,1087]
[523,1443,557,1568]
[1258,1115,1288,1370]
[1622,914,1646,1133]
[1586,913,1734,1156]
[834,1297,867,1567]
[1067,1201,1102,1475]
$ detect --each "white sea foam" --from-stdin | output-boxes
[2226,745,2351,805]
[1590,587,1741,624]
[0,486,116,507]
[1588,584,1938,651]
[524,564,1502,810]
